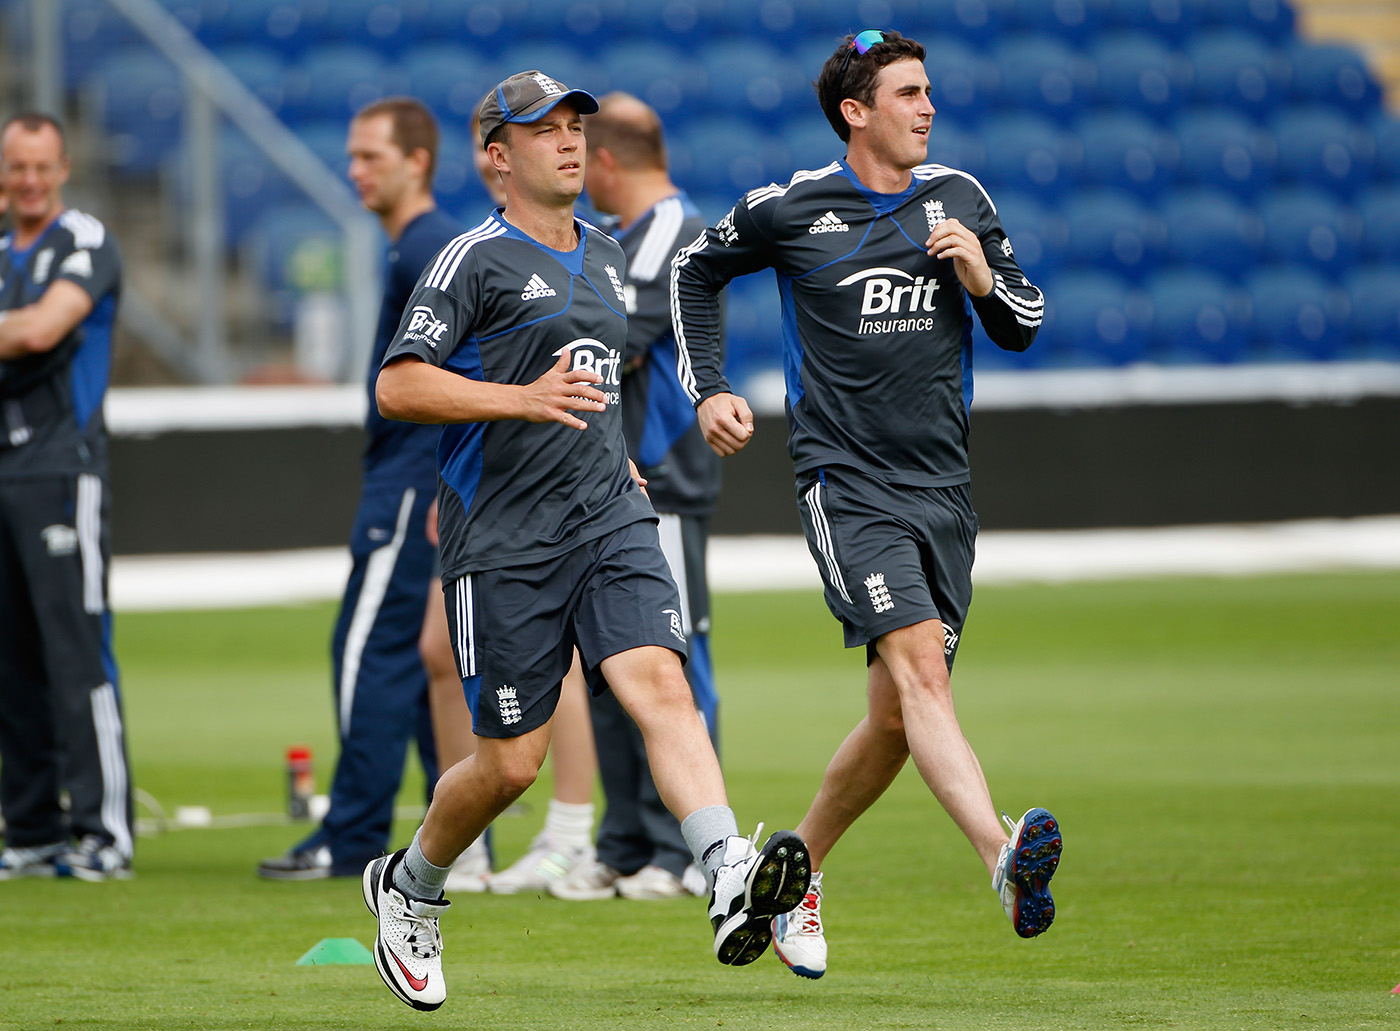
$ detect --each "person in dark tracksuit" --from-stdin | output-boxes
[547,92,722,902]
[257,98,467,880]
[673,31,1063,978]
[0,112,133,881]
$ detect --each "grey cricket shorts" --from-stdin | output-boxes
[796,465,977,669]
[445,518,689,738]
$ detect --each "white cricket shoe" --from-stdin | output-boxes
[488,833,592,895]
[548,859,622,900]
[56,837,132,881]
[362,850,449,1011]
[443,837,491,894]
[616,864,690,900]
[772,869,826,978]
[708,824,811,966]
[0,843,64,880]
[992,807,1062,938]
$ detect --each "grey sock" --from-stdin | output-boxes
[681,805,740,890]
[393,829,450,900]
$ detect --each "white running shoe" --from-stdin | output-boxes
[0,843,64,880]
[992,807,1062,938]
[616,864,690,900]
[772,870,826,978]
[443,837,491,894]
[708,824,811,966]
[362,850,450,1011]
[488,833,592,895]
[56,837,132,881]
[548,859,622,900]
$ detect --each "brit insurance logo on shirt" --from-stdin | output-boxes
[404,304,449,348]
[835,265,941,336]
[554,338,622,407]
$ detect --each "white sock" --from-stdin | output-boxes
[544,799,594,851]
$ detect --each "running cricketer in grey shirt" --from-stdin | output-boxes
[358,70,809,1014]
[672,30,1063,979]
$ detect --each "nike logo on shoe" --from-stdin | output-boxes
[390,951,428,992]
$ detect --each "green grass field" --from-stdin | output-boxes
[2,572,1398,1030]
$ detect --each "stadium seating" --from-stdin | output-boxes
[1257,186,1363,280]
[1063,189,1167,283]
[28,0,1397,373]
[1343,264,1400,357]
[1145,266,1249,364]
[1244,265,1350,360]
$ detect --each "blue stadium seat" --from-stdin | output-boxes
[1355,187,1400,262]
[314,0,410,54]
[295,120,353,179]
[925,121,987,179]
[218,128,300,243]
[242,202,344,320]
[1343,265,1400,355]
[782,115,842,174]
[1099,0,1202,44]
[887,0,1005,47]
[925,39,999,128]
[422,0,532,45]
[1040,270,1152,366]
[991,35,1096,125]
[698,39,809,120]
[1004,0,1094,40]
[495,43,597,96]
[1145,266,1249,363]
[977,113,1081,202]
[1076,111,1179,198]
[1159,188,1265,279]
[1368,112,1400,181]
[993,191,1067,284]
[285,45,393,122]
[87,49,184,174]
[721,271,784,386]
[1062,189,1166,283]
[1186,30,1289,118]
[219,0,310,56]
[60,0,143,84]
[1244,265,1349,360]
[597,39,699,121]
[618,0,711,43]
[397,44,497,125]
[1172,108,1277,198]
[674,117,790,197]
[1089,32,1192,122]
[1257,186,1363,280]
[432,125,493,217]
[1199,0,1296,42]
[218,45,290,116]
[689,192,738,227]
[1285,40,1382,116]
[1269,106,1375,197]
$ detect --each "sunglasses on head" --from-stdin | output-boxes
[838,29,886,85]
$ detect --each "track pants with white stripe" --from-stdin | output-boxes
[0,472,134,858]
[293,480,439,877]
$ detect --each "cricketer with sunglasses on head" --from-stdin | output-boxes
[672,30,1061,979]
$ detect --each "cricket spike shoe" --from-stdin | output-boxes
[362,850,449,1011]
[992,807,1062,938]
[772,870,826,978]
[708,824,811,967]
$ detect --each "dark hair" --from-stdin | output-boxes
[354,97,439,183]
[815,31,927,143]
[0,111,67,154]
[483,122,509,151]
[584,92,667,171]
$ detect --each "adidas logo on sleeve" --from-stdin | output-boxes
[521,273,557,300]
[808,211,850,234]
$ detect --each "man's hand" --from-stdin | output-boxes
[627,458,649,497]
[521,348,607,430]
[697,392,754,456]
[925,218,993,298]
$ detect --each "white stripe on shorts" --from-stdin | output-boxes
[77,473,104,614]
[91,682,132,858]
[338,487,416,737]
[656,513,691,635]
[804,481,852,604]
[454,575,476,678]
